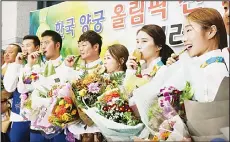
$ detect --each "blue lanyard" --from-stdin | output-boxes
[200,56,225,68]
[149,60,164,77]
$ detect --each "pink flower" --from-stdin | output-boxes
[53,90,58,96]
[21,93,28,101]
[160,87,166,93]
[163,92,170,97]
[87,82,100,93]
[66,83,71,90]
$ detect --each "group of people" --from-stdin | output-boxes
[1,3,229,142]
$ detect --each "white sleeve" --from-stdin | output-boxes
[58,63,83,82]
[123,69,136,84]
[3,63,22,92]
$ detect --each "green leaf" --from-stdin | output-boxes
[110,72,125,85]
[180,81,194,103]
[148,98,162,120]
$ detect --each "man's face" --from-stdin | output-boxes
[4,45,18,63]
[41,36,60,60]
[22,39,39,55]
[78,41,98,61]
[223,1,229,35]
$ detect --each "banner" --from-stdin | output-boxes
[29,1,224,58]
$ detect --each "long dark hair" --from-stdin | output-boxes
[137,24,174,65]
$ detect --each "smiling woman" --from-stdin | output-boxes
[163,8,229,102]
[183,8,227,57]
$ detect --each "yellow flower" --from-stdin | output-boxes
[112,80,117,84]
[59,100,65,105]
[55,106,60,114]
[31,76,35,80]
[152,135,159,142]
[105,85,112,91]
[71,109,77,115]
[79,89,87,97]
[65,103,72,109]
[161,131,170,140]
[61,113,71,122]
[48,116,55,123]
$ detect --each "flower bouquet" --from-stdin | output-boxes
[29,82,78,136]
[70,71,113,126]
[71,72,109,108]
[133,82,193,141]
[22,72,39,84]
[96,88,141,126]
[48,96,78,128]
[84,87,144,141]
[157,82,194,121]
[147,99,190,141]
[20,92,33,121]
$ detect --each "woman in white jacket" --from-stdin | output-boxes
[124,25,174,100]
[165,7,228,102]
[132,8,229,126]
[131,8,229,141]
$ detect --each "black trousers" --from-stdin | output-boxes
[1,132,10,142]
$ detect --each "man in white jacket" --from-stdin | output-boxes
[64,30,104,141]
[3,36,40,142]
[17,30,67,142]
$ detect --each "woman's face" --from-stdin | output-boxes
[183,19,211,57]
[136,31,159,61]
[104,50,121,73]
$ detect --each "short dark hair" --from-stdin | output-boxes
[9,43,22,53]
[78,30,102,54]
[41,30,62,51]
[23,35,40,47]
